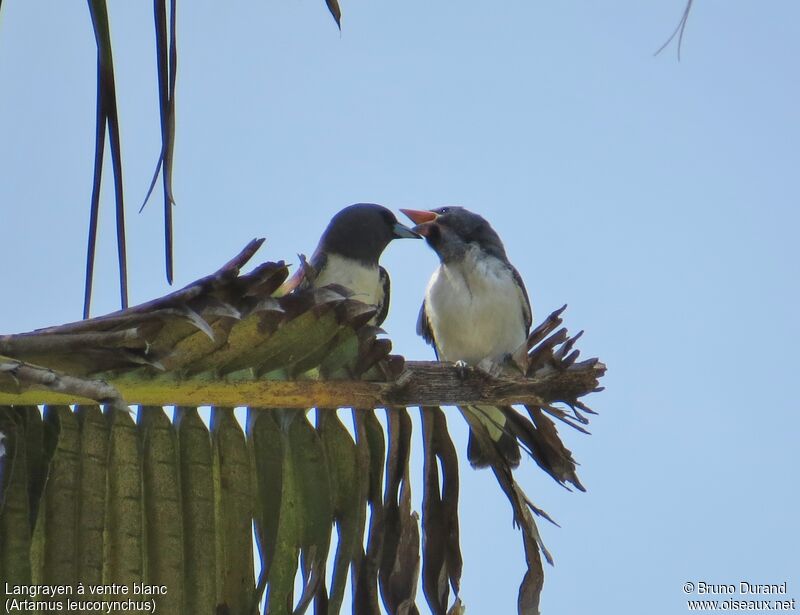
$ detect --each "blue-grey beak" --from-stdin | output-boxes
[392,221,421,239]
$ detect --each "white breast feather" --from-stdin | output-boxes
[315,254,382,306]
[425,246,528,364]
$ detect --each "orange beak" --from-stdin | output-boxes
[399,209,439,225]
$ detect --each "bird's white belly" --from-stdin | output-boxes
[426,254,528,364]
[315,254,381,306]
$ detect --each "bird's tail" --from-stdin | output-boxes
[460,404,585,491]
[460,404,521,468]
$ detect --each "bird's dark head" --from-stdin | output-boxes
[319,203,420,265]
[400,206,508,263]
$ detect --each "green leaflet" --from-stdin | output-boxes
[18,405,46,532]
[248,408,284,614]
[177,311,275,376]
[175,406,217,615]
[41,405,80,589]
[318,331,359,379]
[76,405,110,588]
[211,407,255,615]
[259,410,333,615]
[0,407,33,592]
[218,310,321,375]
[253,311,343,377]
[104,407,144,592]
[140,406,185,613]
[287,410,329,614]
[158,317,234,373]
[317,411,365,615]
[30,405,57,588]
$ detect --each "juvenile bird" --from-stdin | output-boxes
[284,203,419,325]
[401,206,531,467]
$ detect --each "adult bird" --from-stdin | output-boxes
[401,206,531,468]
[283,203,420,325]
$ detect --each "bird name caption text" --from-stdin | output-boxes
[5,582,165,613]
[683,581,796,612]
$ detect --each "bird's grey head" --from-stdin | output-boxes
[319,203,420,265]
[400,206,508,263]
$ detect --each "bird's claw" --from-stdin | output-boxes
[454,360,470,380]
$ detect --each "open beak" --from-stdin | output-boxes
[392,221,421,239]
[400,209,440,238]
[400,208,439,225]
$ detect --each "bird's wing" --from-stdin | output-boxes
[375,266,391,326]
[509,264,532,332]
[416,299,440,359]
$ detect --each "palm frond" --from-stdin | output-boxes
[0,241,605,614]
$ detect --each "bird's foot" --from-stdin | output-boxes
[454,360,470,380]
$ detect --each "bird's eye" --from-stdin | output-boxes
[437,207,450,214]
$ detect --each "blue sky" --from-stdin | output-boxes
[1,1,799,613]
